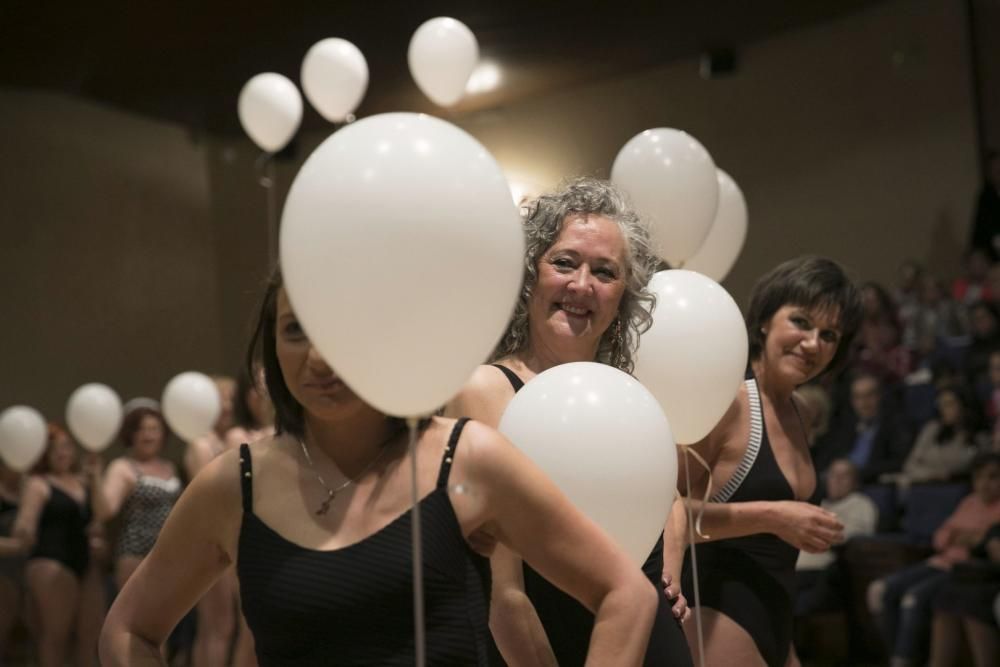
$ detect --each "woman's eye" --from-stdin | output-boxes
[595,267,617,280]
[283,321,304,337]
[552,258,575,270]
[791,316,809,328]
[821,331,840,344]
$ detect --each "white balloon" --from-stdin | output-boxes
[685,170,748,283]
[301,38,369,123]
[407,17,479,107]
[498,362,677,566]
[635,270,748,445]
[66,383,123,453]
[611,128,719,266]
[162,372,222,443]
[0,406,47,472]
[237,73,303,153]
[281,112,523,417]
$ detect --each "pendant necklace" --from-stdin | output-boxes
[298,434,394,516]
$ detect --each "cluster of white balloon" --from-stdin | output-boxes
[611,128,751,447]
[234,17,754,568]
[237,17,480,155]
[0,372,222,473]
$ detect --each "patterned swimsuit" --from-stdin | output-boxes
[116,463,181,558]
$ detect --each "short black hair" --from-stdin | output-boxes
[745,255,863,378]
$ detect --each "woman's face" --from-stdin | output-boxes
[760,304,841,386]
[937,391,962,426]
[131,415,165,461]
[527,214,628,355]
[275,289,367,422]
[46,434,77,474]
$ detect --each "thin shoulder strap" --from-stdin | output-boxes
[491,364,524,392]
[238,444,253,513]
[437,417,470,489]
[711,378,764,503]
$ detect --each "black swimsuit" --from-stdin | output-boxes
[680,376,800,667]
[236,419,500,666]
[29,482,91,578]
[494,364,693,667]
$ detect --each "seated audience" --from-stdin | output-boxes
[869,453,1000,666]
[814,373,911,484]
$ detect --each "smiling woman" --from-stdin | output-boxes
[665,255,863,667]
[447,177,693,666]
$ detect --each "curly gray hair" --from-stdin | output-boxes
[491,177,659,372]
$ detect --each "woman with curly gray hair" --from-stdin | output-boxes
[447,177,692,666]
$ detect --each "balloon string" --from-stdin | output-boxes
[681,446,713,539]
[682,448,706,667]
[256,153,278,269]
[406,416,426,667]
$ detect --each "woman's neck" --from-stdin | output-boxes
[303,408,400,476]
[515,335,600,376]
[751,357,797,403]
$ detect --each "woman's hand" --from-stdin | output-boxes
[769,501,844,553]
[661,574,690,623]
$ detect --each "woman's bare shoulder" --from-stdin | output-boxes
[445,365,517,424]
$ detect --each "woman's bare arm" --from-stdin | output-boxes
[99,449,242,665]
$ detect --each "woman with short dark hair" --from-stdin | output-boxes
[667,255,863,667]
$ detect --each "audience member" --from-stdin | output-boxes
[814,373,911,483]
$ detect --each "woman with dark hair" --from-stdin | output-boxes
[102,406,181,590]
[100,269,658,666]
[900,386,983,484]
[1,424,109,667]
[446,177,692,666]
[666,255,864,667]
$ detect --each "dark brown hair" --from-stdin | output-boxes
[746,255,863,378]
[118,406,167,449]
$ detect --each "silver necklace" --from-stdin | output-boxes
[298,435,394,516]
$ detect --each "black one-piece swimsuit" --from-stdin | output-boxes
[494,364,693,667]
[681,376,801,667]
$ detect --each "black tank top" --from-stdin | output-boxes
[236,419,500,666]
[493,364,691,667]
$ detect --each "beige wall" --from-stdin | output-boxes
[0,0,982,424]
[456,0,979,303]
[0,92,221,427]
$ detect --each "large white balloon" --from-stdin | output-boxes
[685,169,748,282]
[281,112,523,417]
[162,372,222,443]
[237,73,303,153]
[301,38,369,123]
[66,383,123,453]
[498,362,676,566]
[635,270,748,445]
[407,17,479,106]
[611,128,719,266]
[0,406,47,472]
